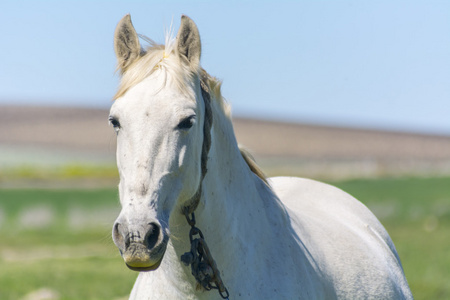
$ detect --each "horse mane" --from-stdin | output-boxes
[114,35,267,184]
[202,72,268,184]
[114,31,190,100]
[239,147,268,184]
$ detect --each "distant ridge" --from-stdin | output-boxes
[2,105,450,179]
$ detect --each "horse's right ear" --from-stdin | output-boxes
[114,14,141,73]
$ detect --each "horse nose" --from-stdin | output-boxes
[145,222,161,249]
[113,220,162,252]
[113,217,168,271]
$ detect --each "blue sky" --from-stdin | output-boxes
[1,1,449,135]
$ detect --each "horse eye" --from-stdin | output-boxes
[109,116,121,133]
[177,116,195,130]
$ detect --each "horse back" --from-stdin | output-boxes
[268,176,413,299]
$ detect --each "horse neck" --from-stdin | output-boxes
[173,101,290,273]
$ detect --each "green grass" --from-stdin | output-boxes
[2,256,136,299]
[0,188,136,300]
[0,164,118,180]
[1,177,449,299]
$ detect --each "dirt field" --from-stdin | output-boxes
[1,105,450,179]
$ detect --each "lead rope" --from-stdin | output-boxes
[179,73,230,299]
[181,212,230,299]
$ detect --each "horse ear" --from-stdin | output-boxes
[114,14,141,73]
[176,15,201,68]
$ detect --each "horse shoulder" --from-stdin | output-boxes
[268,176,412,299]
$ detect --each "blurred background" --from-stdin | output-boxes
[1,1,449,299]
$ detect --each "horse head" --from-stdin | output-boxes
[110,14,209,271]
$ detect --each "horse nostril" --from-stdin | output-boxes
[113,222,127,251]
[146,222,161,249]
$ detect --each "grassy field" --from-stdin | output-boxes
[0,189,136,300]
[0,177,449,299]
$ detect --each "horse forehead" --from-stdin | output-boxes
[112,83,197,121]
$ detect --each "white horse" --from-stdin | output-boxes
[110,14,413,300]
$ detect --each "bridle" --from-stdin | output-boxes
[180,71,230,299]
[181,70,213,216]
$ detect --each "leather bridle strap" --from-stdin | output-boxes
[182,70,213,216]
[179,73,230,299]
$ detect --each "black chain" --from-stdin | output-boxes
[181,212,230,299]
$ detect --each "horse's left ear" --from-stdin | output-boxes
[176,15,201,68]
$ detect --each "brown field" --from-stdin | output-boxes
[1,105,450,180]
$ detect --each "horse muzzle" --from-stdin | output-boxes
[113,220,168,271]
[123,241,166,271]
